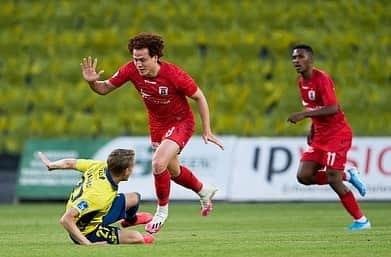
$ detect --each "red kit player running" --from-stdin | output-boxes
[81,33,223,234]
[288,44,370,231]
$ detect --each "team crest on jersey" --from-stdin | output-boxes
[77,200,89,211]
[158,86,168,95]
[308,90,316,100]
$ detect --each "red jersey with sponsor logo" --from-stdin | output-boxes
[109,61,198,127]
[298,68,352,150]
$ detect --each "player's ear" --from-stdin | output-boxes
[152,55,159,63]
[308,52,314,63]
[125,166,133,176]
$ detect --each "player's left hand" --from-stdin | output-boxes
[287,112,306,124]
[203,133,224,150]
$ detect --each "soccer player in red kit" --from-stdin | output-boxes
[288,44,371,231]
[80,33,224,234]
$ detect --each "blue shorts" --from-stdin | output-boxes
[71,193,128,244]
[102,193,127,226]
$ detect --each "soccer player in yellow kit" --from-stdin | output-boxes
[38,148,154,245]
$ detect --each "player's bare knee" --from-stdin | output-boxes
[151,158,167,174]
[125,192,140,207]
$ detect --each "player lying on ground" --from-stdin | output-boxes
[38,148,154,245]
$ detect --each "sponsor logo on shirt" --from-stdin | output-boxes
[77,200,89,211]
[308,90,316,100]
[159,86,168,95]
[144,79,157,85]
[140,89,151,98]
[140,89,171,104]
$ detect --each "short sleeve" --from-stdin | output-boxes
[318,75,337,106]
[75,159,105,173]
[173,67,198,97]
[109,63,131,88]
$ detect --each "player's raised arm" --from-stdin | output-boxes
[190,88,224,150]
[37,152,77,171]
[80,56,116,95]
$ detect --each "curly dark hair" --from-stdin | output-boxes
[128,33,164,58]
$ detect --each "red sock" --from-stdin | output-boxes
[171,166,203,193]
[314,170,347,185]
[340,191,363,219]
[154,170,171,206]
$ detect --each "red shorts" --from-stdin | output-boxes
[150,119,195,151]
[301,134,352,170]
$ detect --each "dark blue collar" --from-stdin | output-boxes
[105,167,118,190]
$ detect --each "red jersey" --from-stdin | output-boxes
[109,61,198,127]
[297,68,352,148]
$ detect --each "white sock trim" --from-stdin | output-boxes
[157,204,168,215]
[198,186,207,196]
[355,216,367,223]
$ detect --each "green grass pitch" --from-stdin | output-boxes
[0,202,390,257]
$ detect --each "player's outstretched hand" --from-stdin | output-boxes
[80,56,104,82]
[203,133,224,150]
[37,151,53,171]
[287,112,306,124]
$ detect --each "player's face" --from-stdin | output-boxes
[133,48,159,77]
[122,162,134,181]
[292,49,312,74]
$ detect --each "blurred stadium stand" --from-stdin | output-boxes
[0,153,18,202]
[0,1,389,161]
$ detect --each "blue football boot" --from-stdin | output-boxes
[347,167,367,197]
[347,219,371,231]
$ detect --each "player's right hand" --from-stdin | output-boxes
[80,56,104,82]
[37,151,53,171]
[287,112,306,124]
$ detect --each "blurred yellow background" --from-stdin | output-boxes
[0,0,390,154]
